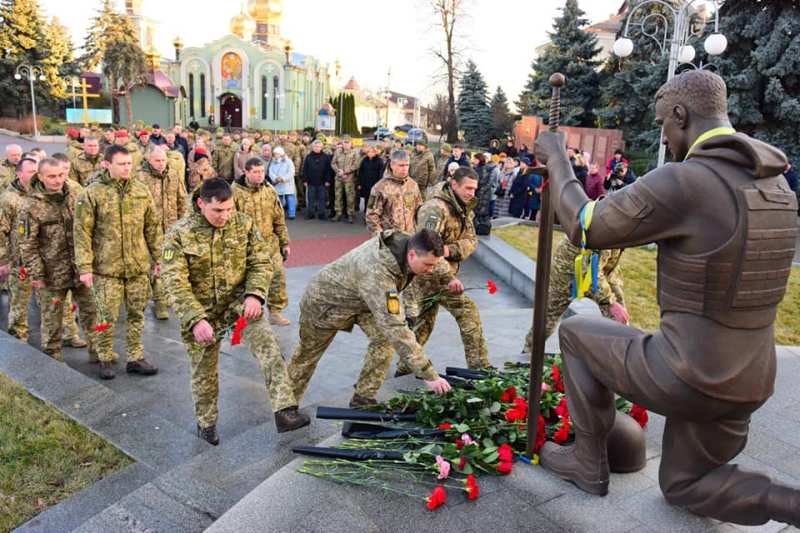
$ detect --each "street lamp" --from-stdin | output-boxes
[613,0,727,167]
[14,64,46,140]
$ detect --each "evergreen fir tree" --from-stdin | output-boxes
[489,86,513,140]
[40,17,75,100]
[81,0,139,70]
[517,0,602,127]
[457,60,491,147]
[718,0,800,164]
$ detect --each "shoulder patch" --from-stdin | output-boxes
[163,247,175,262]
[17,219,27,237]
[424,213,440,231]
[386,289,400,315]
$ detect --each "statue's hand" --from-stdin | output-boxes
[534,131,567,165]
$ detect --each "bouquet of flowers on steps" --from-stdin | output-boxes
[295,358,649,511]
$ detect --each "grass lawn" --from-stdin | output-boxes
[494,224,800,346]
[0,373,133,532]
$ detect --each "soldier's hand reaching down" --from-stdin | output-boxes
[192,319,215,344]
[243,296,263,320]
[447,278,464,295]
[425,376,452,395]
[80,273,93,288]
[609,302,630,325]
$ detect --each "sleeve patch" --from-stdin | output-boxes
[386,289,400,315]
[163,247,175,262]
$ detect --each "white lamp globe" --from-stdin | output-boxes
[38,74,46,81]
[613,37,634,58]
[704,33,728,56]
[13,73,21,80]
[679,45,696,64]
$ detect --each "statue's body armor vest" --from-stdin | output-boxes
[657,162,798,330]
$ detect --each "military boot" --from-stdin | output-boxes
[274,406,310,433]
[333,214,343,222]
[269,312,290,326]
[767,484,800,527]
[349,393,378,409]
[394,365,413,378]
[153,301,169,320]
[197,424,220,446]
[98,361,116,380]
[540,432,609,496]
[64,335,88,348]
[126,359,159,376]
[347,215,354,224]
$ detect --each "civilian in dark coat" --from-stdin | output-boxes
[301,140,334,219]
[508,157,534,218]
[444,145,471,176]
[503,140,518,158]
[357,146,385,211]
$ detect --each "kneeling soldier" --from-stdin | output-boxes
[162,178,309,445]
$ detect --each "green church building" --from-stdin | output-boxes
[120,0,334,130]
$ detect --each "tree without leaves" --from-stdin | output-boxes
[517,0,602,127]
[457,60,491,147]
[428,0,467,143]
[489,86,514,140]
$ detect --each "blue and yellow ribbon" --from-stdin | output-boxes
[572,201,599,299]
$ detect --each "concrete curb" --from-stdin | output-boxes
[473,220,536,303]
[0,127,65,143]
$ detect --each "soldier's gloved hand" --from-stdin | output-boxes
[79,273,93,288]
[534,131,567,165]
[243,296,263,320]
[609,302,630,325]
[0,263,9,282]
[447,278,464,295]
[192,319,215,344]
[425,377,452,395]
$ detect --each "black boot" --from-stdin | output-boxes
[274,406,310,433]
[197,424,220,446]
[126,359,159,376]
[349,393,378,408]
[540,431,610,496]
[98,361,115,380]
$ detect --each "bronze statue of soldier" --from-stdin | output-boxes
[533,70,799,527]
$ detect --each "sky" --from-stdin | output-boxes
[39,0,625,109]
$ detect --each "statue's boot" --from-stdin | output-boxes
[767,484,800,527]
[540,430,609,496]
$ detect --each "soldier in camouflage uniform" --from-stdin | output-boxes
[74,145,162,380]
[212,134,237,181]
[287,229,453,407]
[0,158,37,341]
[162,178,309,445]
[232,157,291,326]
[69,137,103,186]
[393,168,491,376]
[522,236,628,353]
[365,150,422,235]
[64,129,82,160]
[18,159,98,362]
[0,144,23,190]
[137,147,189,320]
[330,136,360,222]
[409,140,437,195]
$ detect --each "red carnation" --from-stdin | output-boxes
[455,438,464,450]
[498,443,513,463]
[554,397,569,418]
[466,478,480,501]
[500,386,517,403]
[438,422,452,430]
[94,322,112,333]
[18,266,27,281]
[71,303,78,313]
[426,486,447,511]
[231,315,248,346]
[52,298,61,305]
[466,474,477,487]
[553,415,571,444]
[458,456,466,470]
[496,461,513,475]
[486,279,498,295]
[504,407,524,422]
[552,364,564,392]
[629,404,649,428]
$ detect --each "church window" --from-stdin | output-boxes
[200,74,206,117]
[272,76,279,119]
[188,73,195,118]
[262,76,268,120]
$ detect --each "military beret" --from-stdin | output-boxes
[137,130,150,138]
[115,130,129,138]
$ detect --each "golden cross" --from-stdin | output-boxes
[65,79,101,126]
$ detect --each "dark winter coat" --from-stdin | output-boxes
[508,169,533,217]
[358,155,385,199]
[502,144,518,158]
[301,151,334,187]
[443,153,471,177]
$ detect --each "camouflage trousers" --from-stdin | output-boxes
[268,249,288,313]
[288,304,394,403]
[522,301,613,354]
[183,309,296,429]
[334,177,356,217]
[94,274,150,363]
[8,271,33,341]
[150,273,168,307]
[38,285,97,361]
[62,292,82,340]
[295,174,306,208]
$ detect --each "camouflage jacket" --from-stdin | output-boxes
[416,181,477,278]
[166,149,186,179]
[232,177,288,255]
[64,140,83,160]
[136,161,188,233]
[0,178,28,266]
[0,159,17,190]
[124,142,143,172]
[365,169,422,235]
[410,150,437,192]
[331,148,360,181]
[18,177,83,289]
[283,142,304,175]
[74,169,163,278]
[300,230,438,381]
[212,144,236,180]
[162,199,272,332]
[69,151,103,186]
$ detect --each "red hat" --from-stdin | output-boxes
[114,130,129,139]
[194,147,208,155]
[138,130,150,138]
[66,127,80,139]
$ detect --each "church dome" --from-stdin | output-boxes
[230,7,256,39]
[248,0,283,23]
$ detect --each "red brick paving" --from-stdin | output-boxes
[286,234,371,268]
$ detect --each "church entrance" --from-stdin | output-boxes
[220,93,242,128]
